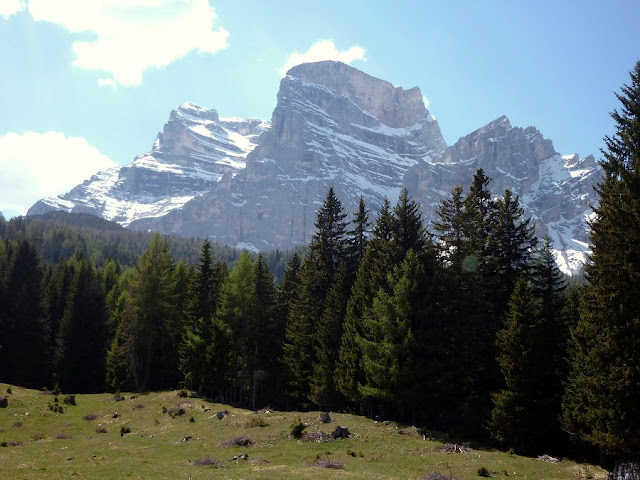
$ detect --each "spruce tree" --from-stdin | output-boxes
[562,61,640,458]
[336,198,393,404]
[106,234,176,391]
[54,250,106,393]
[0,240,50,388]
[489,277,559,454]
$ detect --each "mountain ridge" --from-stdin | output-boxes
[27,61,600,274]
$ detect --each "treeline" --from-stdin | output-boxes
[0,172,580,456]
[0,211,294,282]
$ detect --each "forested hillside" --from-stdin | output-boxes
[2,61,640,473]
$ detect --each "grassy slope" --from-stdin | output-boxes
[0,384,605,480]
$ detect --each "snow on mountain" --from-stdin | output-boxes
[27,61,600,274]
[28,103,270,225]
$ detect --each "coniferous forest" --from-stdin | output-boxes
[2,61,640,466]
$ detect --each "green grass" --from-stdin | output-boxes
[0,383,606,479]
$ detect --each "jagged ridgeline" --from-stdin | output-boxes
[28,60,600,274]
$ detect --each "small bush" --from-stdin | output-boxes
[6,386,12,394]
[48,403,64,413]
[96,427,108,434]
[168,405,186,417]
[193,457,224,467]
[189,416,195,423]
[83,414,98,421]
[477,466,491,477]
[120,426,131,436]
[244,416,268,428]
[177,390,188,398]
[56,434,72,439]
[133,403,145,410]
[30,433,46,441]
[290,418,307,439]
[63,395,76,406]
[222,436,254,447]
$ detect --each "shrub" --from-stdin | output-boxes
[63,395,76,406]
[133,403,145,410]
[244,416,268,428]
[477,466,491,477]
[83,414,98,421]
[290,418,307,439]
[189,416,195,423]
[6,386,12,394]
[120,426,131,436]
[96,427,108,434]
[177,390,188,398]
[56,434,72,439]
[30,433,46,441]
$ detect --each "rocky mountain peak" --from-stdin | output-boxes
[286,60,427,128]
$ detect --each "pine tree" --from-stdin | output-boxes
[346,196,370,278]
[251,253,278,409]
[562,61,640,458]
[487,189,538,315]
[0,240,50,388]
[336,199,393,404]
[489,277,552,453]
[310,262,350,409]
[216,251,256,405]
[358,251,419,417]
[106,234,176,391]
[390,187,428,265]
[54,250,106,393]
[280,188,349,408]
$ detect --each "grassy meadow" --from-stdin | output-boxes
[0,383,605,480]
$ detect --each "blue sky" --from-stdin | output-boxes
[1,0,638,218]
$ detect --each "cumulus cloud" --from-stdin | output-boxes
[0,0,25,18]
[27,0,229,86]
[0,131,117,216]
[280,39,366,75]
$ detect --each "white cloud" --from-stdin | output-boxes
[27,0,229,86]
[0,131,117,216]
[0,0,25,18]
[280,39,366,75]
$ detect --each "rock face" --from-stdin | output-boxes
[404,116,600,273]
[28,61,600,274]
[128,61,446,249]
[28,102,270,226]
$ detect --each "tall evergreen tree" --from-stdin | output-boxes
[0,240,50,388]
[336,198,393,404]
[54,250,106,393]
[487,189,538,315]
[106,234,176,391]
[251,253,278,409]
[563,61,640,458]
[489,277,553,454]
[280,188,349,408]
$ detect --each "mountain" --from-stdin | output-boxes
[28,61,600,274]
[28,102,270,226]
[403,115,599,273]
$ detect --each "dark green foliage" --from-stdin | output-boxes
[0,240,50,388]
[562,61,640,458]
[54,251,107,393]
[489,277,556,454]
[106,235,177,391]
[289,418,307,439]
